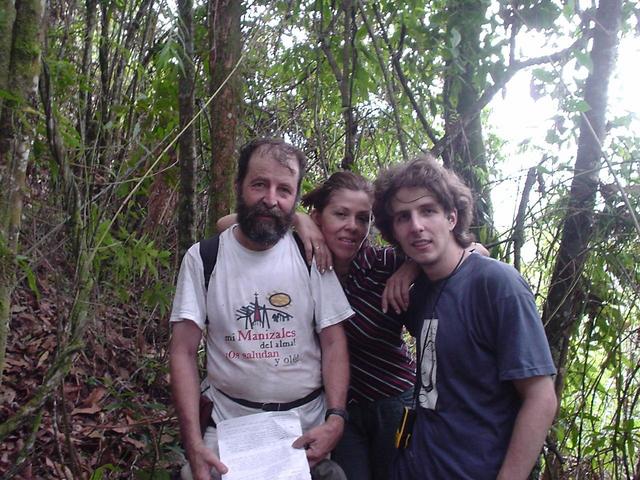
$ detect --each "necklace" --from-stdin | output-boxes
[414,249,466,405]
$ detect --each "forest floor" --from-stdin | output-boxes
[0,259,183,478]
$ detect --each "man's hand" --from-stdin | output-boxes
[187,441,229,480]
[292,416,344,467]
[170,321,227,480]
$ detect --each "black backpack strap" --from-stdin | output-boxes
[292,231,311,274]
[201,232,306,286]
[199,235,220,325]
[199,234,220,291]
[199,232,306,324]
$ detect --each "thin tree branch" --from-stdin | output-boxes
[432,35,589,157]
[371,3,439,146]
[513,166,537,272]
[357,0,408,161]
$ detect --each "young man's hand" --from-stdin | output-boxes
[382,259,420,314]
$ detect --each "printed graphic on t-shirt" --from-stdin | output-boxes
[223,292,301,368]
[418,318,438,410]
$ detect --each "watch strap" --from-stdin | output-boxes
[325,408,349,422]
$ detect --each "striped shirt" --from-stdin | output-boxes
[342,244,416,403]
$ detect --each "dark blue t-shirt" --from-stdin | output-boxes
[392,254,556,480]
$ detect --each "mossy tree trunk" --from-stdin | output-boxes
[206,0,243,235]
[177,0,196,258]
[0,0,17,118]
[443,0,494,241]
[0,0,45,385]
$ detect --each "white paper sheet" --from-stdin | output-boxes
[218,411,312,480]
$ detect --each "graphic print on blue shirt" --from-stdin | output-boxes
[418,317,438,410]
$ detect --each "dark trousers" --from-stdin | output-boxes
[332,390,413,480]
[311,459,347,480]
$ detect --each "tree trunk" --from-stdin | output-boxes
[78,0,98,147]
[542,0,622,474]
[444,0,493,240]
[207,0,243,235]
[0,0,16,118]
[0,0,45,385]
[177,0,196,257]
[339,0,356,170]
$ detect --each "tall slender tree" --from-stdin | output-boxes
[443,0,493,238]
[0,0,45,384]
[543,0,623,396]
[0,0,16,118]
[541,0,623,473]
[207,0,243,234]
[177,0,197,257]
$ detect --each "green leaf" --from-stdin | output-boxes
[0,88,22,102]
[450,28,461,49]
[575,51,593,72]
[532,68,555,83]
[562,0,576,19]
[519,0,561,30]
[90,464,119,480]
[609,114,633,128]
[16,255,40,300]
[570,99,591,113]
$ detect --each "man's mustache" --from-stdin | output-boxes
[249,204,287,220]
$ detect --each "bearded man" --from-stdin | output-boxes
[169,138,352,480]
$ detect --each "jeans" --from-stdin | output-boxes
[332,390,414,480]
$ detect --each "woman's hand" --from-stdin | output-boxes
[294,212,333,273]
[468,242,490,257]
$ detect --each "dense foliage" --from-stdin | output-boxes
[0,0,638,478]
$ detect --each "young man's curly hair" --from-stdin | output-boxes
[372,154,475,248]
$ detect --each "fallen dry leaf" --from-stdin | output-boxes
[6,356,29,368]
[37,350,50,368]
[0,386,17,404]
[123,435,145,450]
[72,404,102,415]
[81,386,108,407]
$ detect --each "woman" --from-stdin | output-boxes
[298,171,418,480]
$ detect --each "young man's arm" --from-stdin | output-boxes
[497,375,557,480]
[292,323,349,466]
[169,320,228,480]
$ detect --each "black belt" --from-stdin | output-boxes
[218,386,324,412]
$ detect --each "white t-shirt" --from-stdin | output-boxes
[170,227,354,429]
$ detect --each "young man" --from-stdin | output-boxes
[169,138,353,480]
[372,155,558,480]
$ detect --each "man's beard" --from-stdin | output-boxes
[236,197,294,247]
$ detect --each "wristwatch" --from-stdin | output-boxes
[325,408,349,422]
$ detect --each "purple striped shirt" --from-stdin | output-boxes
[342,245,416,403]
